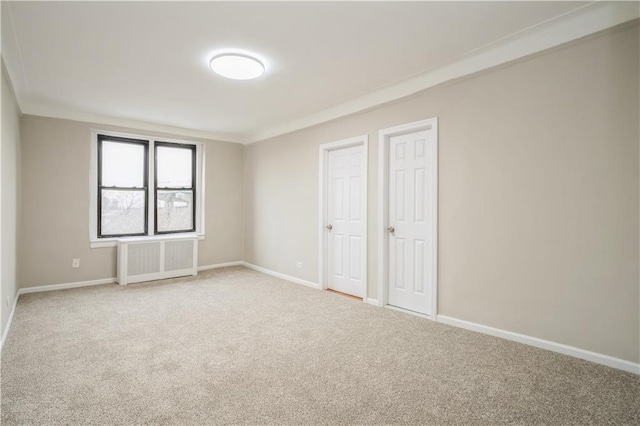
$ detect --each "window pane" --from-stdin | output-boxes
[102,141,145,187]
[101,189,145,236]
[157,190,193,232]
[157,146,193,188]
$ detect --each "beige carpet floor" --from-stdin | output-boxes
[1,266,638,425]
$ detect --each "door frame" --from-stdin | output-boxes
[377,118,438,319]
[319,135,369,301]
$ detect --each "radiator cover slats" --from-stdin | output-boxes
[164,240,194,272]
[128,242,161,276]
[117,236,198,285]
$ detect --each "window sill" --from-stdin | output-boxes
[90,233,205,248]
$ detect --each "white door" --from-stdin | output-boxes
[327,145,365,298]
[388,129,435,315]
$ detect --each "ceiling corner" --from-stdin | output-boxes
[245,1,639,145]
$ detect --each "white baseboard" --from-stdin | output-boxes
[386,305,434,320]
[197,261,243,271]
[17,261,244,295]
[19,277,117,295]
[0,292,20,352]
[242,262,321,289]
[9,269,636,375]
[437,315,640,375]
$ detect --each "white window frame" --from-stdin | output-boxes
[90,129,206,248]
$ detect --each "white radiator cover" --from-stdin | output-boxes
[117,236,198,285]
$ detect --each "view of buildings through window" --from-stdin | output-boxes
[155,143,195,233]
[98,135,196,238]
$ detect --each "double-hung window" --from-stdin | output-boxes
[98,135,149,238]
[91,131,203,246]
[154,142,196,234]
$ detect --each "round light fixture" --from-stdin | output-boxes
[209,53,265,80]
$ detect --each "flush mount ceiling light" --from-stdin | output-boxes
[209,53,265,80]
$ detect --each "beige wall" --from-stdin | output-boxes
[19,116,244,288]
[1,65,22,336]
[244,24,640,363]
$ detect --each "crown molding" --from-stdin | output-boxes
[245,1,639,144]
[3,1,242,143]
[5,2,638,145]
[1,59,23,115]
[20,102,245,144]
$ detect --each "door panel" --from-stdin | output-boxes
[414,239,425,294]
[332,234,344,277]
[388,129,434,315]
[349,235,362,280]
[327,145,365,298]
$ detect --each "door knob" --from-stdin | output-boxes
[387,226,395,233]
[326,224,333,231]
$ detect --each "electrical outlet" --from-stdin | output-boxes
[72,258,80,268]
[296,261,303,269]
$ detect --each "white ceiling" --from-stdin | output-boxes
[1,2,635,143]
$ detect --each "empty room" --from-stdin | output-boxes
[1,1,639,424]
